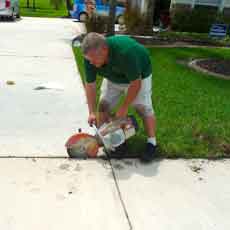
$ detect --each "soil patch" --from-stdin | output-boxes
[196,59,230,77]
[187,58,230,80]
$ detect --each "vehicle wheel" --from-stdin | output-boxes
[10,9,16,21]
[16,12,20,19]
[117,15,124,25]
[79,13,88,22]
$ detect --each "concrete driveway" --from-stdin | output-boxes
[0,17,88,157]
[1,17,230,230]
[0,17,129,230]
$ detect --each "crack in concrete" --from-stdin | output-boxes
[0,155,133,228]
[108,159,133,230]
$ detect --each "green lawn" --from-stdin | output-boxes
[19,0,71,17]
[73,46,230,159]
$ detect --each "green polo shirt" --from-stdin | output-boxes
[84,35,152,84]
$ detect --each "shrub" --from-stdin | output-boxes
[171,7,192,32]
[190,6,218,33]
[123,2,153,35]
[216,13,230,34]
[85,14,108,34]
[171,6,219,33]
[216,13,230,24]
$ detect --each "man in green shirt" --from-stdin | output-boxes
[81,32,157,162]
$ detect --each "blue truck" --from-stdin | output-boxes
[70,0,125,23]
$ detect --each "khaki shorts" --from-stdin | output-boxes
[100,75,154,116]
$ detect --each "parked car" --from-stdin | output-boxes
[0,0,20,20]
[70,0,125,23]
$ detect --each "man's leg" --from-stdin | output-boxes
[143,115,156,138]
[98,100,111,127]
[99,79,124,127]
[132,75,157,162]
[134,104,157,162]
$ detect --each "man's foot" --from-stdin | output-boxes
[140,143,157,163]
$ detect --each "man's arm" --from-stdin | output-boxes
[116,79,141,118]
[85,82,97,124]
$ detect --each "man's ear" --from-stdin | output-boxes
[102,45,109,56]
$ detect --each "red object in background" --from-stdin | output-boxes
[5,0,11,8]
[160,10,170,28]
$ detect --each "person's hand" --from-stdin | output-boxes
[88,113,97,126]
[116,106,128,118]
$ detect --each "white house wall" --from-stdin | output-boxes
[171,0,230,9]
[224,0,230,7]
[171,0,227,6]
[171,0,192,4]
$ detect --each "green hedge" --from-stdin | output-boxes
[171,6,230,33]
[123,2,153,35]
[85,14,108,34]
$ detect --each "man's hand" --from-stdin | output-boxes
[116,106,128,118]
[116,79,141,118]
[88,113,97,126]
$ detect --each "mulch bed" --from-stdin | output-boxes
[130,35,224,47]
[196,59,230,77]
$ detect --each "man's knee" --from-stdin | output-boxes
[133,104,154,118]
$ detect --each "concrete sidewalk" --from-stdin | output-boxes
[1,17,230,230]
[0,158,230,230]
[112,158,230,230]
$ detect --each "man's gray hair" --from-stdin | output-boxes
[81,32,107,55]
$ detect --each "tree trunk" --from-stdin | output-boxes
[27,0,30,8]
[32,0,36,10]
[107,0,116,36]
[127,0,155,35]
[128,0,139,11]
